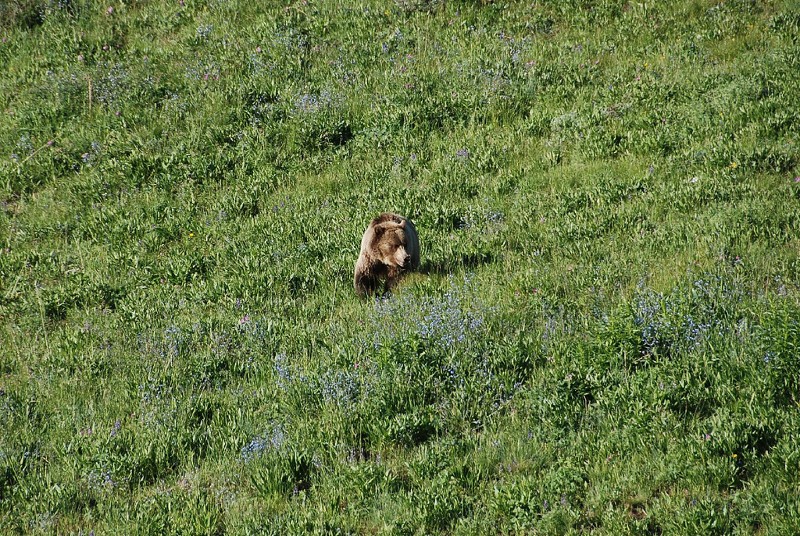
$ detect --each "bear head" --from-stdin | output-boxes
[372,221,413,269]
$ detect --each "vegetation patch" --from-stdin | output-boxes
[1,0,799,533]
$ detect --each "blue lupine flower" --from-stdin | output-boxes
[274,353,291,389]
[196,24,214,39]
[241,423,286,462]
[368,273,488,350]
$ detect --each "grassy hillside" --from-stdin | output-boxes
[2,0,800,533]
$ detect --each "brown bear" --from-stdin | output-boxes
[354,213,420,296]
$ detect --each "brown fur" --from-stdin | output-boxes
[354,213,420,296]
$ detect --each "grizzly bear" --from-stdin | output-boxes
[354,213,420,296]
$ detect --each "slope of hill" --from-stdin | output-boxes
[1,0,799,533]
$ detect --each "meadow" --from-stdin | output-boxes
[1,0,800,533]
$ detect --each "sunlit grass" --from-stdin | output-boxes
[1,0,799,533]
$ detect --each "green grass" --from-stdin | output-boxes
[2,0,800,533]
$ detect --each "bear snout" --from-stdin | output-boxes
[394,249,409,267]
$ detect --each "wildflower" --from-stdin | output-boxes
[368,273,488,350]
[456,148,470,160]
[196,24,214,39]
[729,161,738,169]
[794,176,800,183]
[274,353,291,389]
[320,369,359,408]
[241,424,286,462]
[106,6,114,15]
[487,210,504,223]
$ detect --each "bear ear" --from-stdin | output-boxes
[369,224,388,246]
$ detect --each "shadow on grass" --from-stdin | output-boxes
[419,251,496,275]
